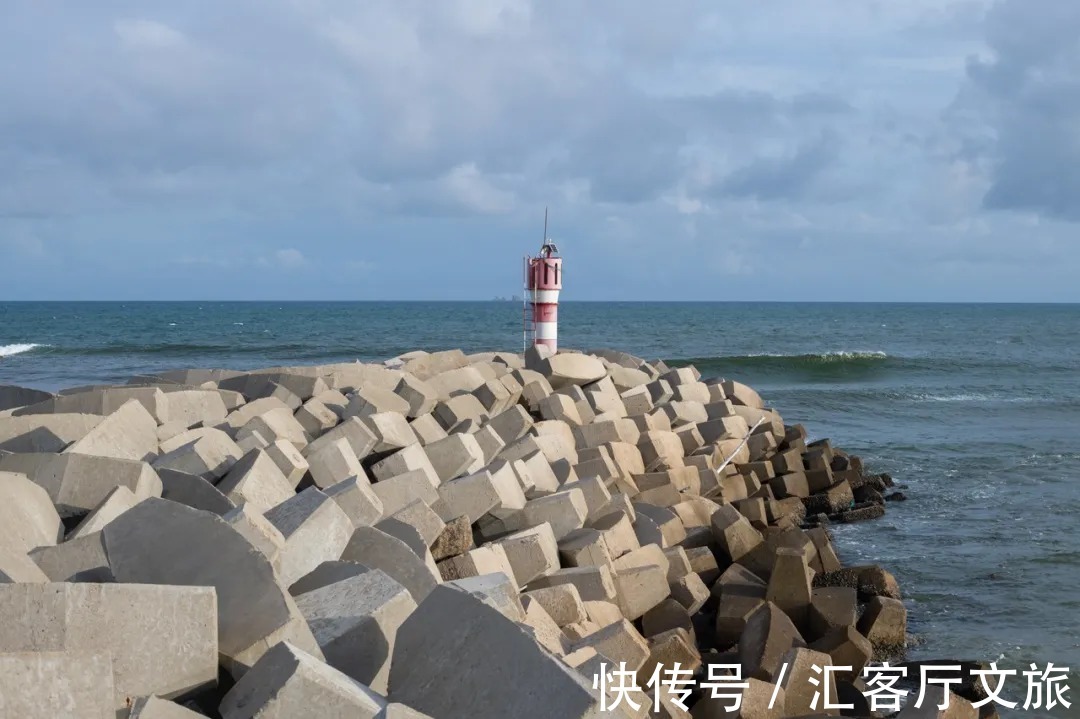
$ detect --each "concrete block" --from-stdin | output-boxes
[558,527,613,568]
[360,412,417,454]
[153,429,243,481]
[766,547,814,629]
[438,545,516,584]
[129,695,207,718]
[426,366,486,400]
[642,598,695,640]
[473,378,513,415]
[217,449,296,513]
[809,625,872,683]
[102,499,322,676]
[722,379,764,408]
[237,407,309,452]
[265,487,354,587]
[710,503,764,565]
[220,641,386,719]
[433,394,487,431]
[0,546,49,583]
[520,449,560,496]
[263,438,309,487]
[314,389,351,419]
[446,572,524,622]
[436,467,525,524]
[670,568,710,614]
[522,488,588,540]
[591,509,640,559]
[525,348,607,390]
[520,593,571,655]
[295,397,340,438]
[635,503,687,545]
[388,583,603,719]
[67,485,139,540]
[224,502,287,572]
[424,433,484,482]
[370,443,439,487]
[0,650,115,719]
[408,414,448,446]
[368,471,436,518]
[341,526,440,603]
[347,386,412,419]
[739,602,805,682]
[684,546,720,585]
[486,405,534,445]
[392,375,438,418]
[303,417,378,461]
[527,565,617,603]
[0,583,217,711]
[613,560,671,621]
[295,569,417,693]
[29,532,113,582]
[386,499,445,546]
[325,476,384,528]
[491,523,560,585]
[0,413,103,453]
[28,453,162,518]
[429,515,473,561]
[538,393,583,425]
[64,399,158,461]
[524,584,588,627]
[857,595,907,657]
[159,468,235,515]
[306,437,365,489]
[0,471,63,554]
[471,424,504,463]
[575,618,650,671]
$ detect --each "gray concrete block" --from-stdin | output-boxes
[361,412,417,454]
[101,499,322,676]
[423,433,484,482]
[217,449,297,514]
[0,650,115,719]
[289,560,371,596]
[370,443,439,487]
[129,695,207,718]
[224,502,287,572]
[340,526,440,604]
[29,532,114,583]
[0,413,103,453]
[220,641,387,719]
[0,583,218,711]
[67,485,140,540]
[159,468,236,515]
[64,399,158,461]
[370,469,439,517]
[31,453,162,518]
[295,570,417,693]
[0,470,63,554]
[307,437,366,489]
[265,487,354,587]
[153,429,243,481]
[388,583,602,718]
[325,475,384,528]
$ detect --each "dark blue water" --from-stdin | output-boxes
[2,301,1077,714]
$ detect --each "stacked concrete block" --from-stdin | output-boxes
[1,349,910,717]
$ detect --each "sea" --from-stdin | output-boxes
[1,301,1077,716]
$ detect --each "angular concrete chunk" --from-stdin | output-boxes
[217,449,297,514]
[129,695,208,718]
[29,532,114,583]
[341,526,440,603]
[102,499,322,676]
[325,476,385,528]
[424,433,484,482]
[0,650,115,719]
[67,485,140,540]
[490,523,560,586]
[159,468,236,515]
[224,502,287,572]
[264,438,309,487]
[307,437,366,490]
[0,413,103,453]
[389,584,602,719]
[265,487,354,587]
[0,546,50,583]
[295,570,418,693]
[0,583,217,712]
[0,471,63,554]
[153,429,243,481]
[64,399,158,461]
[361,412,417,454]
[32,453,162,518]
[220,641,387,719]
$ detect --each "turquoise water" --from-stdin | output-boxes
[2,301,1078,714]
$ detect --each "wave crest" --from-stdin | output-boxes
[0,343,46,357]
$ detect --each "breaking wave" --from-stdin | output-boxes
[0,343,46,358]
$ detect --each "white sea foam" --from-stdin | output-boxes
[0,343,45,357]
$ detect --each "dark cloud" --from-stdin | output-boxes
[960,0,1080,220]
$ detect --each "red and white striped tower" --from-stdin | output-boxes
[524,228,562,352]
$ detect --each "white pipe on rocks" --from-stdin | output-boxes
[714,416,767,476]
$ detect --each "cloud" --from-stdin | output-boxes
[0,0,1077,301]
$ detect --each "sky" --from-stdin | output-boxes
[2,0,1079,302]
